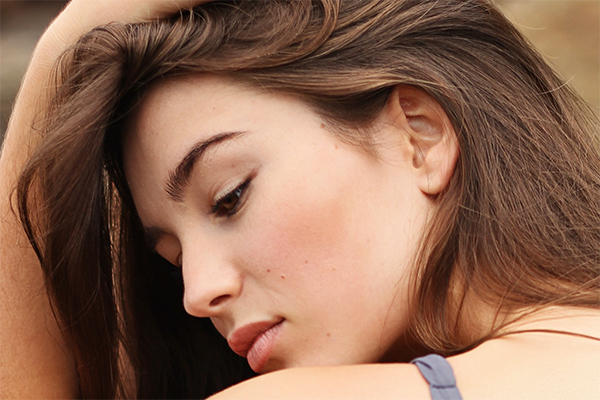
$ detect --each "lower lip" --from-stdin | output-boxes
[247,321,284,373]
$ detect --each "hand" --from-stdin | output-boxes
[43,0,210,59]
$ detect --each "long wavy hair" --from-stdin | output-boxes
[16,0,600,398]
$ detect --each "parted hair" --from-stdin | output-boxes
[17,0,600,398]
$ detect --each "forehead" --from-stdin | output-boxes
[120,74,325,221]
[124,74,252,156]
[124,75,250,197]
[124,75,263,179]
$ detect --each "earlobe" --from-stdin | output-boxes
[386,86,459,195]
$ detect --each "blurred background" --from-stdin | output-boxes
[1,0,599,142]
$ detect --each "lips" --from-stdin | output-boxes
[228,319,284,373]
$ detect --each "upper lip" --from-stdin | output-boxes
[228,319,284,358]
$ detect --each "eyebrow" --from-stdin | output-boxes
[165,131,246,202]
[143,131,246,250]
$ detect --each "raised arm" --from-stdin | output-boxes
[0,1,205,398]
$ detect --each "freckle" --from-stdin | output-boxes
[305,260,308,264]
[320,123,325,129]
[280,274,285,280]
[327,332,331,337]
[335,144,338,149]
[332,267,336,272]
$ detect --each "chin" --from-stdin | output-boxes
[259,358,289,374]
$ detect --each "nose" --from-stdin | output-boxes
[181,248,242,318]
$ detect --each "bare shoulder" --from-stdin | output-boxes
[209,363,430,400]
[449,308,600,400]
[210,308,600,400]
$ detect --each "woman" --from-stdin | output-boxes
[1,0,599,398]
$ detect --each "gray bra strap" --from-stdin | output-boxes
[411,354,463,400]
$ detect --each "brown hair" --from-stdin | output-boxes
[17,0,600,398]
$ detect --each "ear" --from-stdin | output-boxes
[385,85,459,195]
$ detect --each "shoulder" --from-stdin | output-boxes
[449,336,600,400]
[210,309,600,400]
[449,309,600,400]
[208,363,431,400]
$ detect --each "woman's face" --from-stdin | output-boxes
[123,75,433,373]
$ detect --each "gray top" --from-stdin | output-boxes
[410,354,463,400]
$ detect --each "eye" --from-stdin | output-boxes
[211,178,251,217]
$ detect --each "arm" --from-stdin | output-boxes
[0,1,204,398]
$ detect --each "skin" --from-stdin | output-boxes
[208,308,600,400]
[123,74,438,372]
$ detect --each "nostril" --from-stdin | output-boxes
[209,295,231,307]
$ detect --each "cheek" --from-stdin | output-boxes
[235,173,373,301]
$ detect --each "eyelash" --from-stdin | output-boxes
[210,178,251,217]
